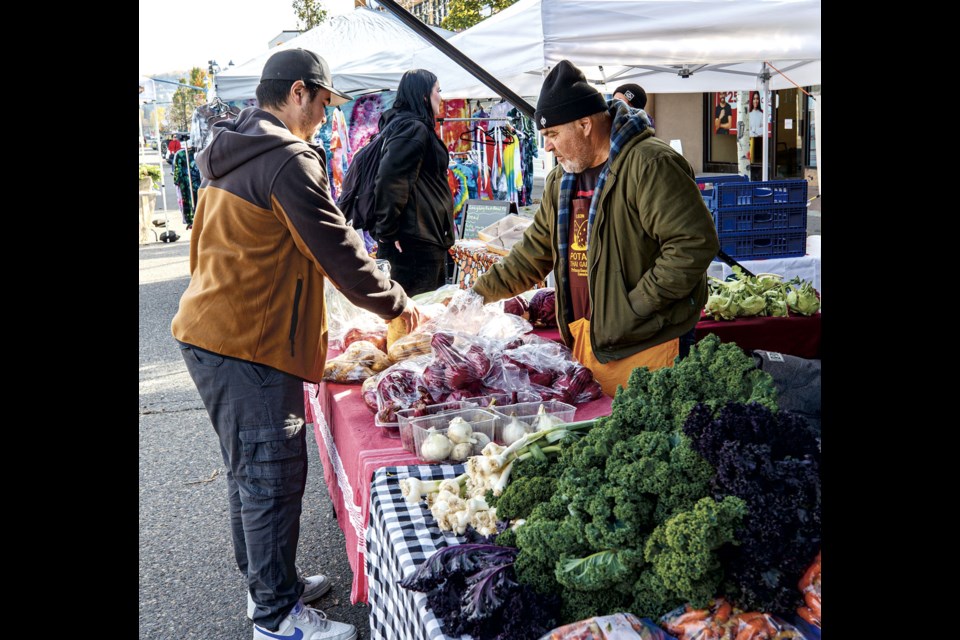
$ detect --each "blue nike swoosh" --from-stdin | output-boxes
[256,626,303,640]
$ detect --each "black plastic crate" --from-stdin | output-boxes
[715,179,807,207]
[719,230,807,260]
[714,205,807,234]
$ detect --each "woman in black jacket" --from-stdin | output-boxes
[373,69,454,296]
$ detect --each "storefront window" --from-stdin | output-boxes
[706,91,740,164]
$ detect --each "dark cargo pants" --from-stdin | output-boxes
[179,342,307,630]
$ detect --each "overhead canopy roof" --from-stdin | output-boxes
[335,0,820,98]
[216,7,454,101]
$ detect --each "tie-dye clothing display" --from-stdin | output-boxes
[348,94,387,163]
[463,102,537,206]
[327,108,351,200]
[447,161,479,230]
[512,107,539,206]
[315,106,335,162]
[437,99,472,153]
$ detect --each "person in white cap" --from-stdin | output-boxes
[172,48,423,640]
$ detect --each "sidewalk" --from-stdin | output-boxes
[140,151,193,245]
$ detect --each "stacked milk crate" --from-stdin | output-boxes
[697,176,808,260]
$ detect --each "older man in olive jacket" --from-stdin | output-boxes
[472,61,719,395]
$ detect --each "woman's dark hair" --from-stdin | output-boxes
[394,69,438,124]
[256,79,324,109]
[750,92,762,112]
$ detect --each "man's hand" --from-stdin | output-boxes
[397,299,425,335]
[394,240,403,253]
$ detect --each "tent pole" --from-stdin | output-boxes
[737,90,750,178]
[185,148,196,218]
[761,63,771,181]
[153,104,168,211]
[813,91,820,195]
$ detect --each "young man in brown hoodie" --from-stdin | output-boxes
[172,49,422,640]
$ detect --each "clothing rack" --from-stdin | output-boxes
[436,116,512,122]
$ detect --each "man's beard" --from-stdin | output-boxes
[558,133,593,173]
[297,101,319,142]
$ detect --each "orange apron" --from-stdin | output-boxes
[568,318,678,397]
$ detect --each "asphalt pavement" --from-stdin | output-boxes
[138,154,372,640]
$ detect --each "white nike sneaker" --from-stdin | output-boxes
[248,575,333,619]
[252,601,357,640]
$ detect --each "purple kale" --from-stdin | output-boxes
[400,543,560,639]
[399,544,517,592]
[683,402,821,616]
[462,564,518,621]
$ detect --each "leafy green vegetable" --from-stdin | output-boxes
[786,279,821,316]
[643,496,746,608]
[493,475,558,521]
[557,550,639,591]
[508,335,776,623]
[705,268,819,319]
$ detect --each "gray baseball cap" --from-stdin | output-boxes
[260,48,352,106]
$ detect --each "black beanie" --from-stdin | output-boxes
[613,83,647,109]
[534,60,607,130]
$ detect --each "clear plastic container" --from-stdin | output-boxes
[465,390,543,412]
[396,401,473,453]
[490,400,577,442]
[411,408,497,464]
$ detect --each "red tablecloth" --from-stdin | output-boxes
[695,312,821,359]
[513,316,821,360]
[306,380,612,604]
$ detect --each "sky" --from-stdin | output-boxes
[139,0,354,77]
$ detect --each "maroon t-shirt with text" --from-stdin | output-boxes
[568,164,604,321]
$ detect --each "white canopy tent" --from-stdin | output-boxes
[215,7,454,102]
[339,0,819,184]
[335,0,820,98]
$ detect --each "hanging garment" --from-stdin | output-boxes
[447,164,470,223]
[189,101,240,151]
[314,106,336,163]
[471,110,489,198]
[328,108,351,200]
[438,99,471,153]
[509,109,538,206]
[348,94,385,163]
[173,148,201,225]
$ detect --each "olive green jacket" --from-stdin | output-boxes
[473,120,719,364]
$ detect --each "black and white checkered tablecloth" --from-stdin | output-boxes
[367,464,472,640]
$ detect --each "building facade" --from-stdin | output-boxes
[647,86,818,185]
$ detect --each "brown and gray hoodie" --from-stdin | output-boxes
[171,107,408,382]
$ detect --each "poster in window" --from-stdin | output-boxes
[713,92,738,135]
[747,91,770,138]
